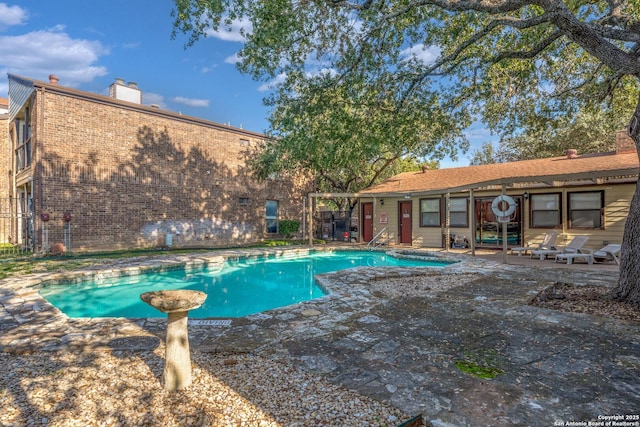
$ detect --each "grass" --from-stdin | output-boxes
[0,239,326,280]
[454,348,505,379]
[454,360,504,379]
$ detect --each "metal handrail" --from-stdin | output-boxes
[367,227,389,251]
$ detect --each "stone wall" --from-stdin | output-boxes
[31,89,310,251]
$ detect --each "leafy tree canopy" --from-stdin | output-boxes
[173,0,640,306]
[173,1,640,140]
[470,86,637,164]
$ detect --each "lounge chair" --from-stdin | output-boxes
[555,243,622,265]
[510,230,558,256]
[592,244,622,265]
[531,235,589,261]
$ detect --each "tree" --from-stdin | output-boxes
[471,98,635,164]
[469,142,516,165]
[250,73,468,211]
[172,1,640,306]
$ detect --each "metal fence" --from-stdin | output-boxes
[0,196,33,256]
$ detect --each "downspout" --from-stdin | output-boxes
[36,87,45,252]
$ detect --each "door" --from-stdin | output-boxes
[362,202,374,242]
[398,201,412,244]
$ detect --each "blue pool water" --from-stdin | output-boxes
[39,250,451,318]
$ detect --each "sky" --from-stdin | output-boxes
[0,1,495,168]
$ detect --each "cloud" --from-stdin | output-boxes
[306,68,337,79]
[172,96,210,108]
[0,26,109,87]
[205,17,252,42]
[258,73,286,92]
[0,3,28,28]
[142,92,166,109]
[399,43,441,66]
[224,52,241,65]
[201,64,218,73]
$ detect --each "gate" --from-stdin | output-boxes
[315,210,356,241]
[0,196,34,256]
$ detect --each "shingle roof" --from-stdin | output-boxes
[8,74,267,139]
[360,151,639,196]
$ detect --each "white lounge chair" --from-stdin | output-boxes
[554,251,593,265]
[555,243,622,265]
[532,235,589,261]
[511,230,558,256]
[592,244,622,265]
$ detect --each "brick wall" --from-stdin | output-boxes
[616,129,637,154]
[32,89,311,251]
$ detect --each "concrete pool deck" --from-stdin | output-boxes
[1,247,638,426]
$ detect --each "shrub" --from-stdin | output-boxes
[278,220,300,238]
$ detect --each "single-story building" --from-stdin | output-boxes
[3,74,312,253]
[356,131,638,252]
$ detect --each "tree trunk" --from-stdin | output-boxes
[612,96,640,307]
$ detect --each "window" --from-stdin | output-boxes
[449,197,468,227]
[568,191,603,228]
[239,197,249,206]
[530,193,561,228]
[239,138,250,146]
[14,108,32,171]
[266,200,279,233]
[420,198,441,227]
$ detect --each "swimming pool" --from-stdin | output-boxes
[39,250,451,318]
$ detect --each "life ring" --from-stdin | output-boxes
[491,195,516,217]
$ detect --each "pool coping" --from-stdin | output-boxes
[0,246,466,353]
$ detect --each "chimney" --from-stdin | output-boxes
[616,130,637,154]
[49,74,59,85]
[108,77,142,104]
[422,165,429,173]
[566,149,578,159]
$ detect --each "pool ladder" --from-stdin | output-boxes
[367,227,389,251]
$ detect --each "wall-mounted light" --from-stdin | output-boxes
[404,194,411,199]
[380,199,384,206]
[523,192,529,200]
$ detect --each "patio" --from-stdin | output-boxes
[0,247,636,426]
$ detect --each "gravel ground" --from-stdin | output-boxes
[0,349,406,427]
[529,281,640,322]
[2,269,637,427]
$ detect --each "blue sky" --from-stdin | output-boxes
[0,1,495,168]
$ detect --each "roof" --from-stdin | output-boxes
[360,151,639,196]
[7,74,267,140]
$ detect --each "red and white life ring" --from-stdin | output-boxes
[491,195,516,217]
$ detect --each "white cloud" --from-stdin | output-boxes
[172,96,210,108]
[305,68,337,79]
[142,92,166,109]
[399,43,441,66]
[224,52,241,65]
[0,3,28,28]
[206,17,252,43]
[201,64,218,73]
[258,73,286,92]
[0,26,109,87]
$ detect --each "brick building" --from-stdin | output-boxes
[3,74,311,252]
